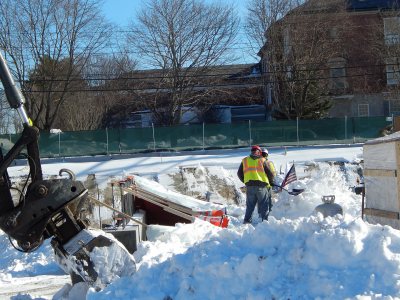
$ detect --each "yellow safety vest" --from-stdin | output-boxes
[242,156,270,186]
[266,160,277,177]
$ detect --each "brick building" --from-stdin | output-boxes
[259,0,400,119]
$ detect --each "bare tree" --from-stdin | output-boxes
[127,0,240,125]
[55,54,139,131]
[244,0,303,58]
[0,0,113,131]
[55,92,104,131]
[0,91,11,133]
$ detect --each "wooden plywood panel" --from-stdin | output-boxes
[364,143,396,170]
[363,208,399,219]
[394,116,400,132]
[363,139,400,229]
[396,142,400,211]
[364,176,398,211]
[364,214,400,230]
[364,169,397,177]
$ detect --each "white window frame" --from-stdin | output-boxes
[358,104,369,117]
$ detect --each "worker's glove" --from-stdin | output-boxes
[272,186,281,193]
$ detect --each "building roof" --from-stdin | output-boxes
[347,0,400,11]
[288,0,345,15]
[364,130,400,145]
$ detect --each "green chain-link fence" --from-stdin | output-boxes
[0,116,392,158]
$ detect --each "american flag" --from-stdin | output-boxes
[281,164,297,187]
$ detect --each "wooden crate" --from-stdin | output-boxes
[363,131,400,229]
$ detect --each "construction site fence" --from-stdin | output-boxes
[0,116,392,158]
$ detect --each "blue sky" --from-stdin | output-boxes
[101,0,140,26]
[101,0,246,27]
[100,0,256,64]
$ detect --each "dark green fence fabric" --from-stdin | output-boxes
[298,119,346,140]
[0,117,392,158]
[39,130,108,157]
[252,120,298,145]
[205,122,250,148]
[155,124,204,150]
[117,127,154,153]
[352,117,391,139]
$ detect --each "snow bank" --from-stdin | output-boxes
[87,216,400,299]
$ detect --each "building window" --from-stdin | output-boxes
[384,17,400,45]
[390,100,400,114]
[358,104,369,117]
[261,57,268,75]
[329,27,338,39]
[328,58,347,90]
[286,65,293,79]
[386,57,400,85]
[283,27,290,55]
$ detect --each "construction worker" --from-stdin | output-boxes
[261,148,276,177]
[261,148,276,217]
[237,145,275,223]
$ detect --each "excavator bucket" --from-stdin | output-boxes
[52,228,136,290]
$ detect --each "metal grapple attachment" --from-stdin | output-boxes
[0,52,136,289]
[52,229,136,290]
[0,170,136,289]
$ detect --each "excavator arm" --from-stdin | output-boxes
[0,52,135,289]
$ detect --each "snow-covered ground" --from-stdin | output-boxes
[3,144,400,299]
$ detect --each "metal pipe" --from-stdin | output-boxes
[152,123,156,151]
[0,52,30,125]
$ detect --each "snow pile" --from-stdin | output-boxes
[0,233,62,277]
[86,216,400,299]
[50,129,62,134]
[273,162,361,220]
[3,145,400,299]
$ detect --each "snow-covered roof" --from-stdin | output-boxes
[364,131,400,145]
[130,174,225,213]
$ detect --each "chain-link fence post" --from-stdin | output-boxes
[392,113,395,129]
[152,123,156,151]
[58,131,61,157]
[248,120,252,146]
[296,117,299,146]
[345,116,347,141]
[202,122,205,150]
[106,127,109,155]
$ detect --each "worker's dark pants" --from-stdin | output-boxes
[258,188,272,218]
[244,185,270,223]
